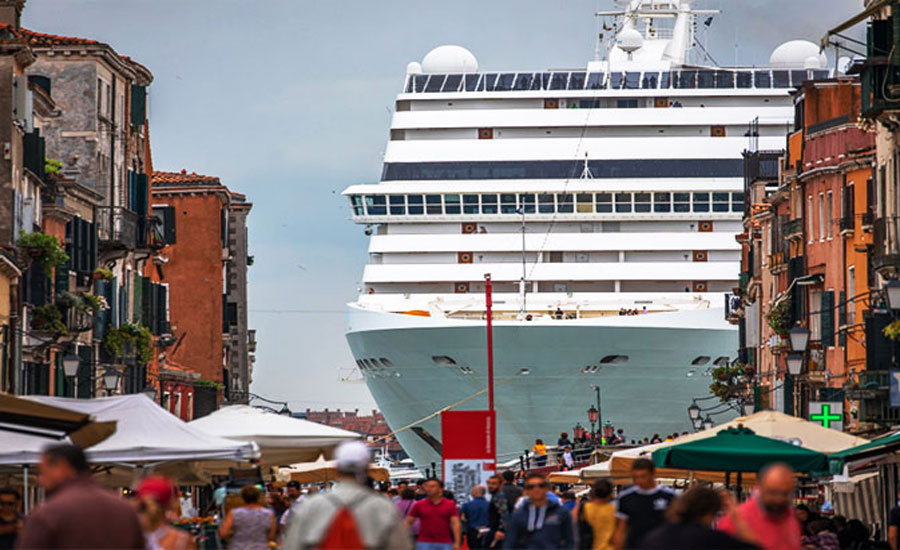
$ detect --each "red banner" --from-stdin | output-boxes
[441,410,495,460]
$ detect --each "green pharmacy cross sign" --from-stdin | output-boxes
[809,402,843,431]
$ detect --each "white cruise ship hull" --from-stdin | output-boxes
[346,303,737,468]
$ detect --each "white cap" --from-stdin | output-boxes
[335,440,370,474]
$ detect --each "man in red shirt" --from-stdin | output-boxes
[406,478,461,550]
[718,463,802,550]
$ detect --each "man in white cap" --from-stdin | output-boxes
[282,440,412,550]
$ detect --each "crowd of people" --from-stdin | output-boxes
[0,440,890,550]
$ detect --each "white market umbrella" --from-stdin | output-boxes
[189,405,361,465]
[274,457,390,484]
[25,395,258,465]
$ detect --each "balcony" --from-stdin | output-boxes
[872,216,900,274]
[839,215,855,234]
[724,293,742,323]
[784,218,804,240]
[96,206,140,250]
[862,211,875,230]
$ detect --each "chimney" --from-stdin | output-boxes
[0,1,24,29]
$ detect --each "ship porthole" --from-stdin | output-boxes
[518,368,531,376]
[691,356,711,366]
[713,356,731,366]
[432,355,457,366]
[600,355,628,364]
[380,357,394,368]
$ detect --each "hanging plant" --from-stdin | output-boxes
[709,363,753,402]
[30,304,67,335]
[80,293,108,313]
[765,297,792,336]
[45,157,63,175]
[103,323,153,363]
[885,320,900,340]
[92,267,113,281]
[194,379,223,390]
[58,291,108,314]
[17,231,68,277]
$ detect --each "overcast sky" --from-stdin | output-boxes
[24,0,865,411]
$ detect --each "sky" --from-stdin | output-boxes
[24,0,865,412]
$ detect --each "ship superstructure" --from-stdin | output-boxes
[342,0,833,467]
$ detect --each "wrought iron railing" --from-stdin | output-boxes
[96,206,138,249]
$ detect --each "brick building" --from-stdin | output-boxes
[303,408,405,459]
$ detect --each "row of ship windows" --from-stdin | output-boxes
[404,69,831,94]
[350,192,745,216]
[357,354,732,374]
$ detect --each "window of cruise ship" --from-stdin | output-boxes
[677,71,697,89]
[615,193,632,213]
[732,192,744,212]
[580,99,602,109]
[532,73,550,90]
[610,72,624,89]
[463,194,479,214]
[389,195,405,215]
[674,193,690,212]
[624,72,641,89]
[365,195,386,215]
[495,73,515,91]
[654,192,671,213]
[479,73,497,91]
[641,72,659,89]
[443,74,462,92]
[539,193,555,213]
[500,194,517,214]
[773,71,790,88]
[634,193,651,213]
[617,99,639,109]
[694,192,710,212]
[425,74,445,93]
[596,193,612,213]
[755,71,772,88]
[445,194,461,214]
[351,195,364,216]
[713,193,730,212]
[550,72,568,90]
[519,193,536,213]
[408,195,424,214]
[697,71,715,88]
[568,72,586,90]
[659,72,671,88]
[715,71,735,88]
[586,73,605,89]
[557,193,574,213]
[463,74,479,91]
[736,71,753,88]
[482,194,499,214]
[426,194,442,215]
[576,193,593,213]
[514,73,533,90]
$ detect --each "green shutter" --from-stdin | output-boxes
[130,85,146,127]
[164,206,176,244]
[141,277,152,328]
[821,291,835,347]
[838,291,847,347]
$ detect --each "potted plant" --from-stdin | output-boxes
[92,267,113,281]
[30,304,68,336]
[709,362,753,403]
[17,231,69,277]
[103,323,153,363]
[765,297,792,337]
[80,293,108,313]
[884,320,900,340]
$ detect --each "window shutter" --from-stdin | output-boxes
[109,276,118,327]
[158,284,169,334]
[163,206,176,244]
[141,277,152,329]
[821,291,835,347]
[76,345,92,398]
[838,291,847,347]
[94,280,109,342]
[130,84,146,127]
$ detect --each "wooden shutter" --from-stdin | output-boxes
[130,85,147,127]
[838,291,847,347]
[821,291,835,347]
[163,206,176,244]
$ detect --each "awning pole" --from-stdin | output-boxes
[23,465,29,514]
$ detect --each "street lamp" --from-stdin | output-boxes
[572,422,585,441]
[702,415,714,431]
[62,354,80,378]
[789,326,810,353]
[102,368,121,393]
[886,281,900,310]
[687,402,701,422]
[587,404,599,443]
[786,353,804,376]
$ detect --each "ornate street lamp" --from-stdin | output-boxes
[62,354,81,378]
[786,352,804,376]
[789,326,810,353]
[886,281,900,310]
[587,404,599,443]
[102,368,121,393]
[572,422,585,440]
[702,415,714,431]
[688,402,701,422]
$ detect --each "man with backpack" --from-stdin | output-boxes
[282,441,412,550]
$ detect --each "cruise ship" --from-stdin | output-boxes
[343,0,833,468]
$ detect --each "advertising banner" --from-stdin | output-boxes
[441,410,495,503]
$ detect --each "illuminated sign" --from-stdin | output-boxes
[809,401,843,431]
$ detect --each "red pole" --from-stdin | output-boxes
[485,274,496,465]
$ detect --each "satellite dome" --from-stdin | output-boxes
[406,61,423,75]
[421,45,478,74]
[616,27,644,54]
[769,40,826,69]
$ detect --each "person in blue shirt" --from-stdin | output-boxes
[506,473,573,550]
[460,485,490,550]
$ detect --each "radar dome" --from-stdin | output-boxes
[421,45,478,74]
[406,61,423,75]
[616,28,644,54]
[769,40,826,69]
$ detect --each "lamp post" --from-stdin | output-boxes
[702,415,714,431]
[572,422,585,441]
[590,384,602,438]
[885,280,900,310]
[787,326,810,417]
[101,368,121,395]
[587,405,599,445]
[688,402,702,431]
[61,354,80,398]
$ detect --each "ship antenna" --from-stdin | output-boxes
[592,0,603,62]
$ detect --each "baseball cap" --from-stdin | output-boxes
[136,476,175,506]
[335,440,370,475]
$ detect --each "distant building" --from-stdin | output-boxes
[149,170,253,411]
[302,408,406,459]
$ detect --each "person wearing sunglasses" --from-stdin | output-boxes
[0,487,22,550]
[505,473,573,549]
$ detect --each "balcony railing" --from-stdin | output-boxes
[96,206,139,250]
[872,216,900,272]
[839,216,854,232]
[724,293,742,321]
[784,218,803,240]
[862,211,875,228]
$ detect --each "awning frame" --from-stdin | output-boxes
[821,0,893,50]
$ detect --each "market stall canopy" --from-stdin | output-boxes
[828,430,900,474]
[274,457,389,484]
[188,405,361,465]
[652,427,829,474]
[0,393,116,449]
[25,395,258,464]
